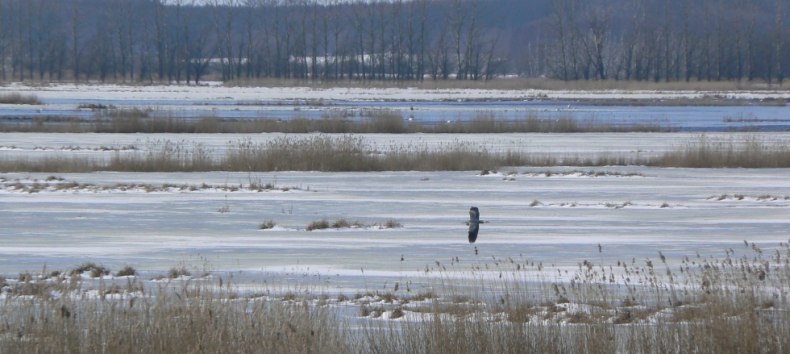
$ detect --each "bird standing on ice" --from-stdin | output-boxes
[467,206,482,243]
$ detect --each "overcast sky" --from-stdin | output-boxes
[160,0,376,5]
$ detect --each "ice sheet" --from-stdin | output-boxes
[2,167,789,290]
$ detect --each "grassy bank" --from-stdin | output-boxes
[1,245,788,353]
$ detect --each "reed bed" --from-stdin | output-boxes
[3,134,790,173]
[651,135,790,168]
[1,244,788,353]
[0,110,669,134]
[0,135,539,173]
[0,278,349,353]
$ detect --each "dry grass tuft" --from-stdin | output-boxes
[115,265,137,277]
[331,219,355,229]
[259,220,277,230]
[167,267,191,279]
[306,219,330,231]
[380,219,402,229]
[306,218,401,231]
[0,93,42,105]
[70,262,110,278]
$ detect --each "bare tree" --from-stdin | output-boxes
[153,0,168,81]
[661,0,672,81]
[210,0,242,81]
[581,1,611,80]
[0,0,787,84]
[773,0,784,85]
[427,17,452,80]
[551,0,582,80]
[680,0,693,81]
[462,0,481,80]
[450,0,466,79]
[742,0,757,81]
[413,0,429,81]
[0,1,7,80]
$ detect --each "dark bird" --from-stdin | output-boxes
[467,206,482,243]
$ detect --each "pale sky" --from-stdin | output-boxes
[160,0,377,5]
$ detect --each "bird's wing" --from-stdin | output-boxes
[468,222,479,243]
[469,207,480,222]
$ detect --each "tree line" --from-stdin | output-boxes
[529,0,788,85]
[0,0,787,84]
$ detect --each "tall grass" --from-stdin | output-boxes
[0,278,349,353]
[428,114,669,133]
[226,135,531,172]
[0,156,105,173]
[2,245,788,353]
[0,135,520,172]
[3,135,790,173]
[106,139,214,172]
[0,110,669,134]
[651,135,790,168]
[360,244,790,353]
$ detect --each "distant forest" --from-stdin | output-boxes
[0,0,787,84]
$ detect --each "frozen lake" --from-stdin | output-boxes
[2,166,789,292]
[2,82,789,293]
[2,83,790,131]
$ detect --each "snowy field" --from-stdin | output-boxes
[2,163,789,294]
[1,83,789,296]
[4,81,790,102]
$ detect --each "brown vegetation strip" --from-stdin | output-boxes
[2,135,789,173]
[648,135,790,168]
[0,93,42,105]
[0,111,671,134]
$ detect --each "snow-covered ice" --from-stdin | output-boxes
[2,82,789,292]
[3,83,790,131]
[2,165,788,292]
